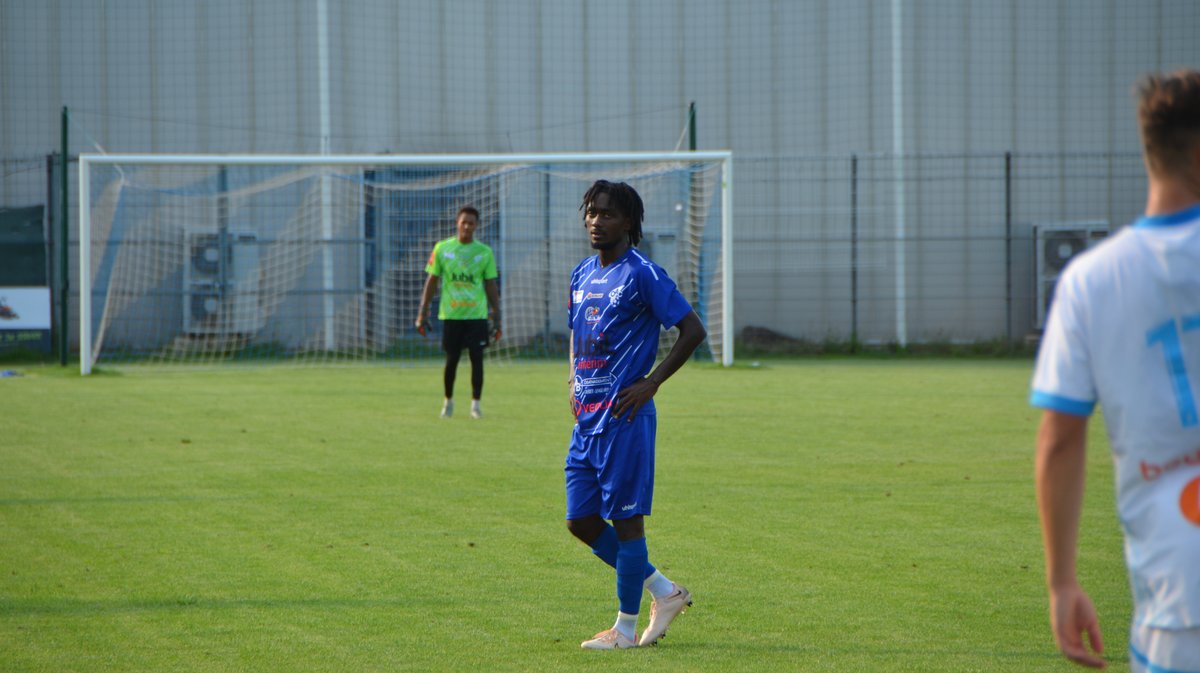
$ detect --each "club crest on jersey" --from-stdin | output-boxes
[608,286,624,307]
[573,290,585,303]
[585,306,601,323]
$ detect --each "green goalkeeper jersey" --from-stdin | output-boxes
[425,237,498,320]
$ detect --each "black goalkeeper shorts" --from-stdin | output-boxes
[442,319,489,354]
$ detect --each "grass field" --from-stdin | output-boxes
[1,359,1129,672]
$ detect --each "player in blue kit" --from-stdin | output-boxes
[564,180,707,650]
[1032,70,1200,671]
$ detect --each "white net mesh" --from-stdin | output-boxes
[80,154,728,370]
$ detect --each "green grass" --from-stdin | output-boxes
[0,359,1128,672]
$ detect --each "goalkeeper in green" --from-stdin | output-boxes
[415,206,501,419]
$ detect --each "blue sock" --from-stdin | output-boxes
[616,537,649,615]
[590,524,619,568]
[590,525,657,579]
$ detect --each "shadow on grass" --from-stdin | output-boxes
[664,640,1079,664]
[0,596,412,617]
[0,494,250,507]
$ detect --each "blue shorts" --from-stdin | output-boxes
[564,414,656,521]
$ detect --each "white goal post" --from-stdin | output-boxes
[79,151,733,374]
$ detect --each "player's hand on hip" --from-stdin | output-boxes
[612,378,659,422]
[1049,583,1106,668]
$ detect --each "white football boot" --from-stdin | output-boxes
[637,584,692,646]
[580,628,637,650]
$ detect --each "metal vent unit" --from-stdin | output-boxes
[1034,221,1109,329]
[183,230,264,335]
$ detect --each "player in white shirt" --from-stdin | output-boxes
[1031,69,1200,671]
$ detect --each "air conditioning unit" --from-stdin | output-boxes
[184,231,264,335]
[1034,221,1109,329]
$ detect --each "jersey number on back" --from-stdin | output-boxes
[1147,314,1200,427]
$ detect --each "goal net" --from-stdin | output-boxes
[78,152,732,374]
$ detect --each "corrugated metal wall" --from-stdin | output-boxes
[2,0,1197,345]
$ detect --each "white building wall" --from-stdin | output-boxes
[1,0,1197,345]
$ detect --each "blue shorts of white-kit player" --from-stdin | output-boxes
[564,413,656,522]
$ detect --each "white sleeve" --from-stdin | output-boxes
[1030,267,1097,416]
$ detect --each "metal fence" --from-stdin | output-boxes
[734,151,1145,348]
[0,150,1154,358]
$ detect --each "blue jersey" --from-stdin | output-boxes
[568,248,693,436]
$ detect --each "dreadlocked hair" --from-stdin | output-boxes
[579,180,645,246]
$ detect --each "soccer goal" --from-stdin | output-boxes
[78,152,733,374]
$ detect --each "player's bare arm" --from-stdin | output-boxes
[415,273,439,335]
[1035,410,1106,669]
[567,329,576,413]
[485,278,502,341]
[612,311,706,421]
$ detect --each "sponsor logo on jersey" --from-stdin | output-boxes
[443,251,456,259]
[1181,477,1200,527]
[576,358,607,370]
[448,271,475,283]
[585,306,601,323]
[574,374,613,393]
[573,331,610,357]
[584,376,613,389]
[590,277,608,284]
[586,292,605,301]
[572,398,613,416]
[1140,447,1200,481]
[573,290,585,303]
